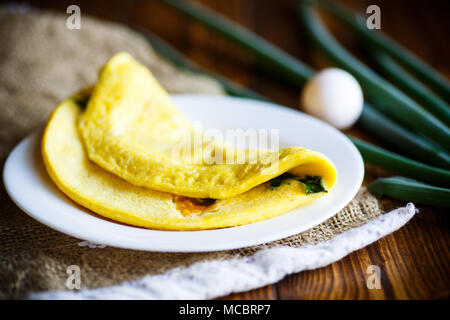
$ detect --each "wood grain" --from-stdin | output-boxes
[24,0,450,299]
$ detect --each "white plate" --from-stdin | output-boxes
[3,95,364,252]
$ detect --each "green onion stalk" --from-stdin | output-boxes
[369,177,450,208]
[358,104,450,169]
[162,0,315,86]
[349,137,450,188]
[137,28,268,101]
[298,0,450,151]
[371,51,450,126]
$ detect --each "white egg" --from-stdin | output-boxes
[301,68,363,129]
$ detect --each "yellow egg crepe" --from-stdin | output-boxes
[41,52,337,230]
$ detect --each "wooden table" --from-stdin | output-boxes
[27,0,449,299]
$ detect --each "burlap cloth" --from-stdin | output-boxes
[0,8,387,299]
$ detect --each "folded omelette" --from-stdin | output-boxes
[42,52,337,230]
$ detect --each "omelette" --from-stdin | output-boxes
[41,52,337,230]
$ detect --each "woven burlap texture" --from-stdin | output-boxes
[0,8,383,299]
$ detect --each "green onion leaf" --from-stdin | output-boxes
[269,172,296,189]
[297,175,328,194]
[137,29,268,101]
[195,198,217,206]
[368,176,450,208]
[357,104,450,169]
[268,173,327,195]
[349,136,450,188]
[371,52,450,126]
[73,95,89,110]
[162,0,315,87]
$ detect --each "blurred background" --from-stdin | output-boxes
[4,0,449,111]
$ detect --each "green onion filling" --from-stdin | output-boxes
[269,173,327,194]
[195,198,217,206]
[73,95,89,109]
